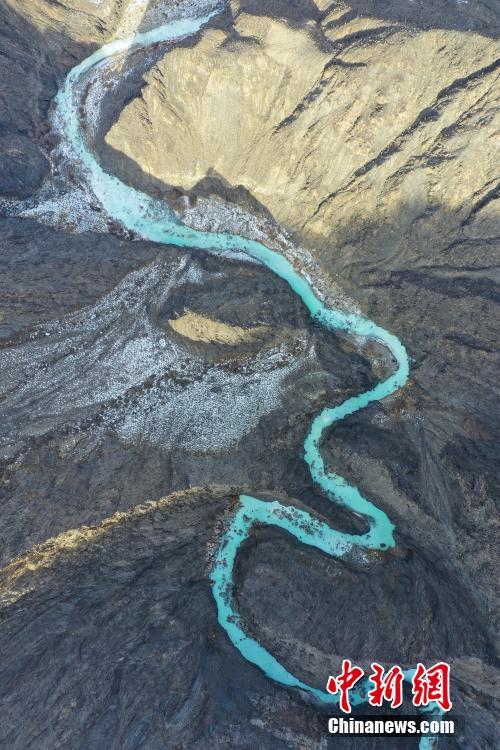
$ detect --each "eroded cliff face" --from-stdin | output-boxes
[105,0,499,250]
[5,0,122,42]
[0,0,182,198]
[103,0,500,638]
[1,0,499,748]
[0,0,123,197]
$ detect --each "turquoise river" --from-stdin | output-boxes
[54,6,442,747]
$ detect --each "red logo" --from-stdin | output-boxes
[326,661,452,712]
[412,662,452,712]
[368,663,404,709]
[326,659,364,713]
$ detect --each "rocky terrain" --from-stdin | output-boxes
[0,1,499,749]
[106,0,499,250]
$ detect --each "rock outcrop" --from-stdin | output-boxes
[0,0,121,197]
[103,0,500,654]
[0,0,175,198]
[105,0,499,252]
[0,0,499,748]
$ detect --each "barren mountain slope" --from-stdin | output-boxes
[0,0,124,197]
[103,0,500,716]
[0,0,178,198]
[105,0,499,252]
[1,1,499,748]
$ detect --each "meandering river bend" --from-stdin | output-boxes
[54,6,440,746]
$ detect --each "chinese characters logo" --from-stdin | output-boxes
[326,660,452,713]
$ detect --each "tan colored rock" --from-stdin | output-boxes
[4,0,167,45]
[106,4,499,251]
[5,0,122,44]
[169,310,268,344]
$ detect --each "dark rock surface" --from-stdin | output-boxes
[0,0,98,199]
[0,1,498,749]
[0,215,382,749]
[0,216,375,561]
[0,218,159,339]
[0,1,53,198]
[0,488,335,750]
